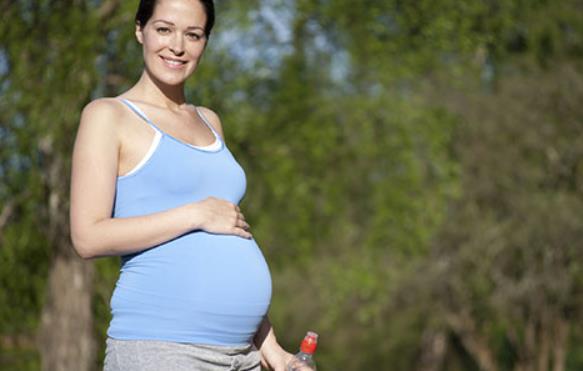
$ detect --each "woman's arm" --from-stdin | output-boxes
[254,316,294,371]
[69,99,250,259]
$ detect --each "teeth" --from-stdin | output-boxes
[162,57,185,66]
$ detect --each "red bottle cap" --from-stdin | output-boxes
[300,331,318,354]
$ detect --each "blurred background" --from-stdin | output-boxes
[1,0,583,370]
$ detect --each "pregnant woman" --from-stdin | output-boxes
[69,0,292,369]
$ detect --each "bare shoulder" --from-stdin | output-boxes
[77,98,131,151]
[77,98,129,139]
[81,97,126,123]
[195,106,225,139]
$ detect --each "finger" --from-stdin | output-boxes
[260,359,269,369]
[237,219,250,230]
[233,214,249,228]
[232,214,249,229]
[234,227,253,239]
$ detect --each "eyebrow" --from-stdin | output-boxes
[152,19,204,31]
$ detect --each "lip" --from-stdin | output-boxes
[160,55,187,70]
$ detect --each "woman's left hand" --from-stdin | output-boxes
[259,345,294,371]
[254,316,294,370]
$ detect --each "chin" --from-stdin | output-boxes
[148,66,196,86]
[160,74,190,86]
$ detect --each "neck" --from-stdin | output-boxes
[132,69,187,110]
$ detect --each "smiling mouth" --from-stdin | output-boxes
[160,56,187,68]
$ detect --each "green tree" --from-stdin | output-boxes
[1,1,121,369]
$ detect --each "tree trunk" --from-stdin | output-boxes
[446,311,499,371]
[37,144,96,371]
[416,329,448,371]
[512,317,537,371]
[39,255,95,371]
[552,317,569,371]
[537,311,551,371]
[537,325,550,371]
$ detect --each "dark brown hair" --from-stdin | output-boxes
[135,0,215,38]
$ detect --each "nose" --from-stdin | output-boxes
[169,34,185,56]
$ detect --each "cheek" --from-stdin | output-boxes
[190,42,207,58]
[143,34,166,53]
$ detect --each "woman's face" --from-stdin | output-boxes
[136,0,208,86]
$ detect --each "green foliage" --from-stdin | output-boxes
[425,64,583,369]
[92,257,120,369]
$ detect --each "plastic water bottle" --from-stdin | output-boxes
[287,331,318,371]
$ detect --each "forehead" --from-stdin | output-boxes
[152,0,206,27]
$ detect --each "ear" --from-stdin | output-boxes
[135,24,144,44]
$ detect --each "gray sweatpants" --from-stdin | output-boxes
[104,338,261,371]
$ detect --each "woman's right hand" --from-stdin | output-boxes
[188,197,252,239]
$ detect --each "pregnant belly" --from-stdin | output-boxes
[109,231,272,345]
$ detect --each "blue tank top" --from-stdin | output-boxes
[107,98,272,346]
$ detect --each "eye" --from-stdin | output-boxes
[186,32,204,41]
[156,27,171,34]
